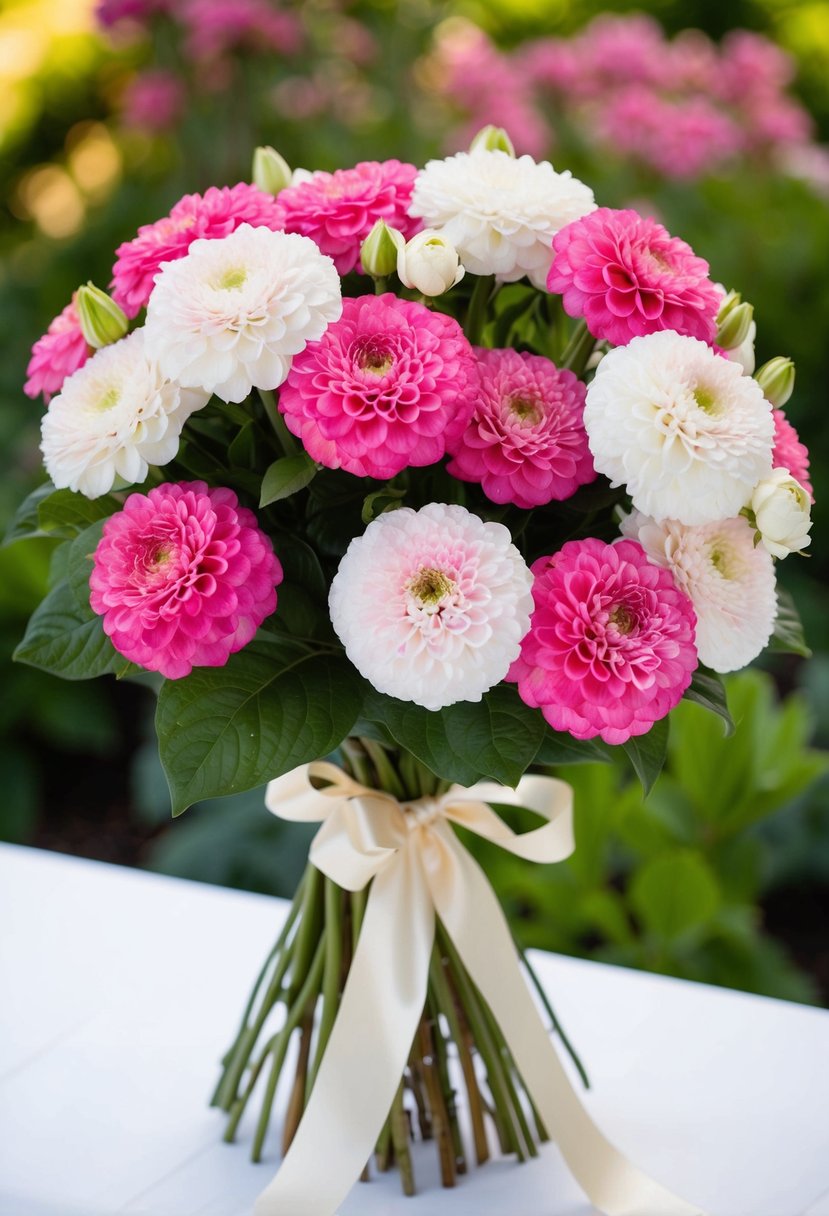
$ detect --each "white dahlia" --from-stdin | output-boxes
[584,332,773,526]
[620,509,777,673]
[329,503,534,710]
[143,223,342,403]
[408,149,595,289]
[41,328,208,499]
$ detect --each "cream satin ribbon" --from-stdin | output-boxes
[254,761,704,1216]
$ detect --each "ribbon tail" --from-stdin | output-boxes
[432,835,705,1216]
[254,847,435,1216]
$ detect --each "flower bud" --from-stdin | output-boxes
[751,467,812,559]
[717,299,754,352]
[395,229,465,296]
[469,125,515,157]
[252,145,292,195]
[755,356,795,408]
[360,219,402,278]
[76,283,128,349]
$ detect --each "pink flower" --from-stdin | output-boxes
[274,161,420,275]
[279,293,478,480]
[446,348,595,508]
[548,207,721,347]
[110,183,285,318]
[773,408,813,500]
[121,69,185,133]
[24,299,90,403]
[508,538,697,745]
[180,0,303,61]
[90,481,282,679]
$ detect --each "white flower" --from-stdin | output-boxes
[40,328,208,499]
[620,509,777,672]
[751,467,812,559]
[408,148,595,289]
[585,332,773,526]
[329,503,534,710]
[144,224,342,403]
[393,228,465,296]
[725,318,756,375]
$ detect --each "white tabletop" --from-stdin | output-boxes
[1,843,828,1216]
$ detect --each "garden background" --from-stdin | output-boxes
[2,0,828,1004]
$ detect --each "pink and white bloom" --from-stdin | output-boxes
[446,347,595,508]
[772,408,812,500]
[275,160,420,275]
[110,183,285,318]
[547,208,721,347]
[508,538,697,744]
[279,294,478,480]
[584,331,773,525]
[24,299,90,403]
[144,224,342,403]
[409,148,595,288]
[620,510,777,672]
[90,481,282,679]
[329,503,533,710]
[40,329,209,499]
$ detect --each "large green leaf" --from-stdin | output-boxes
[3,482,54,546]
[769,586,811,658]
[682,667,734,736]
[360,683,546,787]
[156,641,364,815]
[622,716,669,796]
[38,489,121,539]
[630,850,720,942]
[13,579,125,680]
[532,726,611,766]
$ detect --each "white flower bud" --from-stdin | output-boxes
[252,145,292,195]
[751,467,812,559]
[395,229,465,296]
[755,356,795,408]
[360,219,401,278]
[717,300,754,352]
[724,318,756,375]
[469,125,515,156]
[76,283,128,349]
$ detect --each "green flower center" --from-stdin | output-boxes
[217,267,248,290]
[409,567,454,606]
[609,603,636,635]
[508,395,542,424]
[692,385,719,415]
[94,385,121,412]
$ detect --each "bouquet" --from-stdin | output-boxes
[14,127,814,1215]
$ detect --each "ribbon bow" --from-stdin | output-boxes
[254,762,703,1216]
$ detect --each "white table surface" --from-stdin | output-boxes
[1,843,828,1216]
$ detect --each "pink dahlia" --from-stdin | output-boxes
[508,538,697,745]
[274,160,419,275]
[110,183,285,317]
[90,481,282,679]
[773,408,813,500]
[548,207,721,347]
[446,347,595,508]
[24,299,90,403]
[279,293,478,480]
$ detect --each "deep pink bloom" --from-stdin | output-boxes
[274,160,420,275]
[279,293,478,480]
[121,69,185,133]
[24,299,90,403]
[180,0,302,61]
[548,207,721,347]
[772,409,813,500]
[96,0,169,29]
[90,482,282,679]
[508,538,697,745]
[110,183,285,317]
[446,348,595,508]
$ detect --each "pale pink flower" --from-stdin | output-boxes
[274,160,420,275]
[772,409,813,500]
[90,481,282,679]
[508,538,697,745]
[548,207,721,347]
[446,348,595,508]
[24,299,90,403]
[329,503,534,710]
[279,293,478,480]
[121,69,185,133]
[110,183,285,318]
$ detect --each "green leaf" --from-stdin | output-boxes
[228,420,257,468]
[532,726,611,767]
[360,683,546,787]
[622,716,669,796]
[155,640,364,815]
[260,453,318,506]
[769,586,811,657]
[630,850,720,942]
[361,485,406,524]
[13,579,124,680]
[3,482,54,547]
[682,667,734,736]
[37,489,121,539]
[66,520,107,606]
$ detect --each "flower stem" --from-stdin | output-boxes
[465,274,495,345]
[560,319,597,377]
[258,387,299,455]
[517,942,589,1089]
[306,879,343,1095]
[429,945,489,1165]
[390,1081,415,1196]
